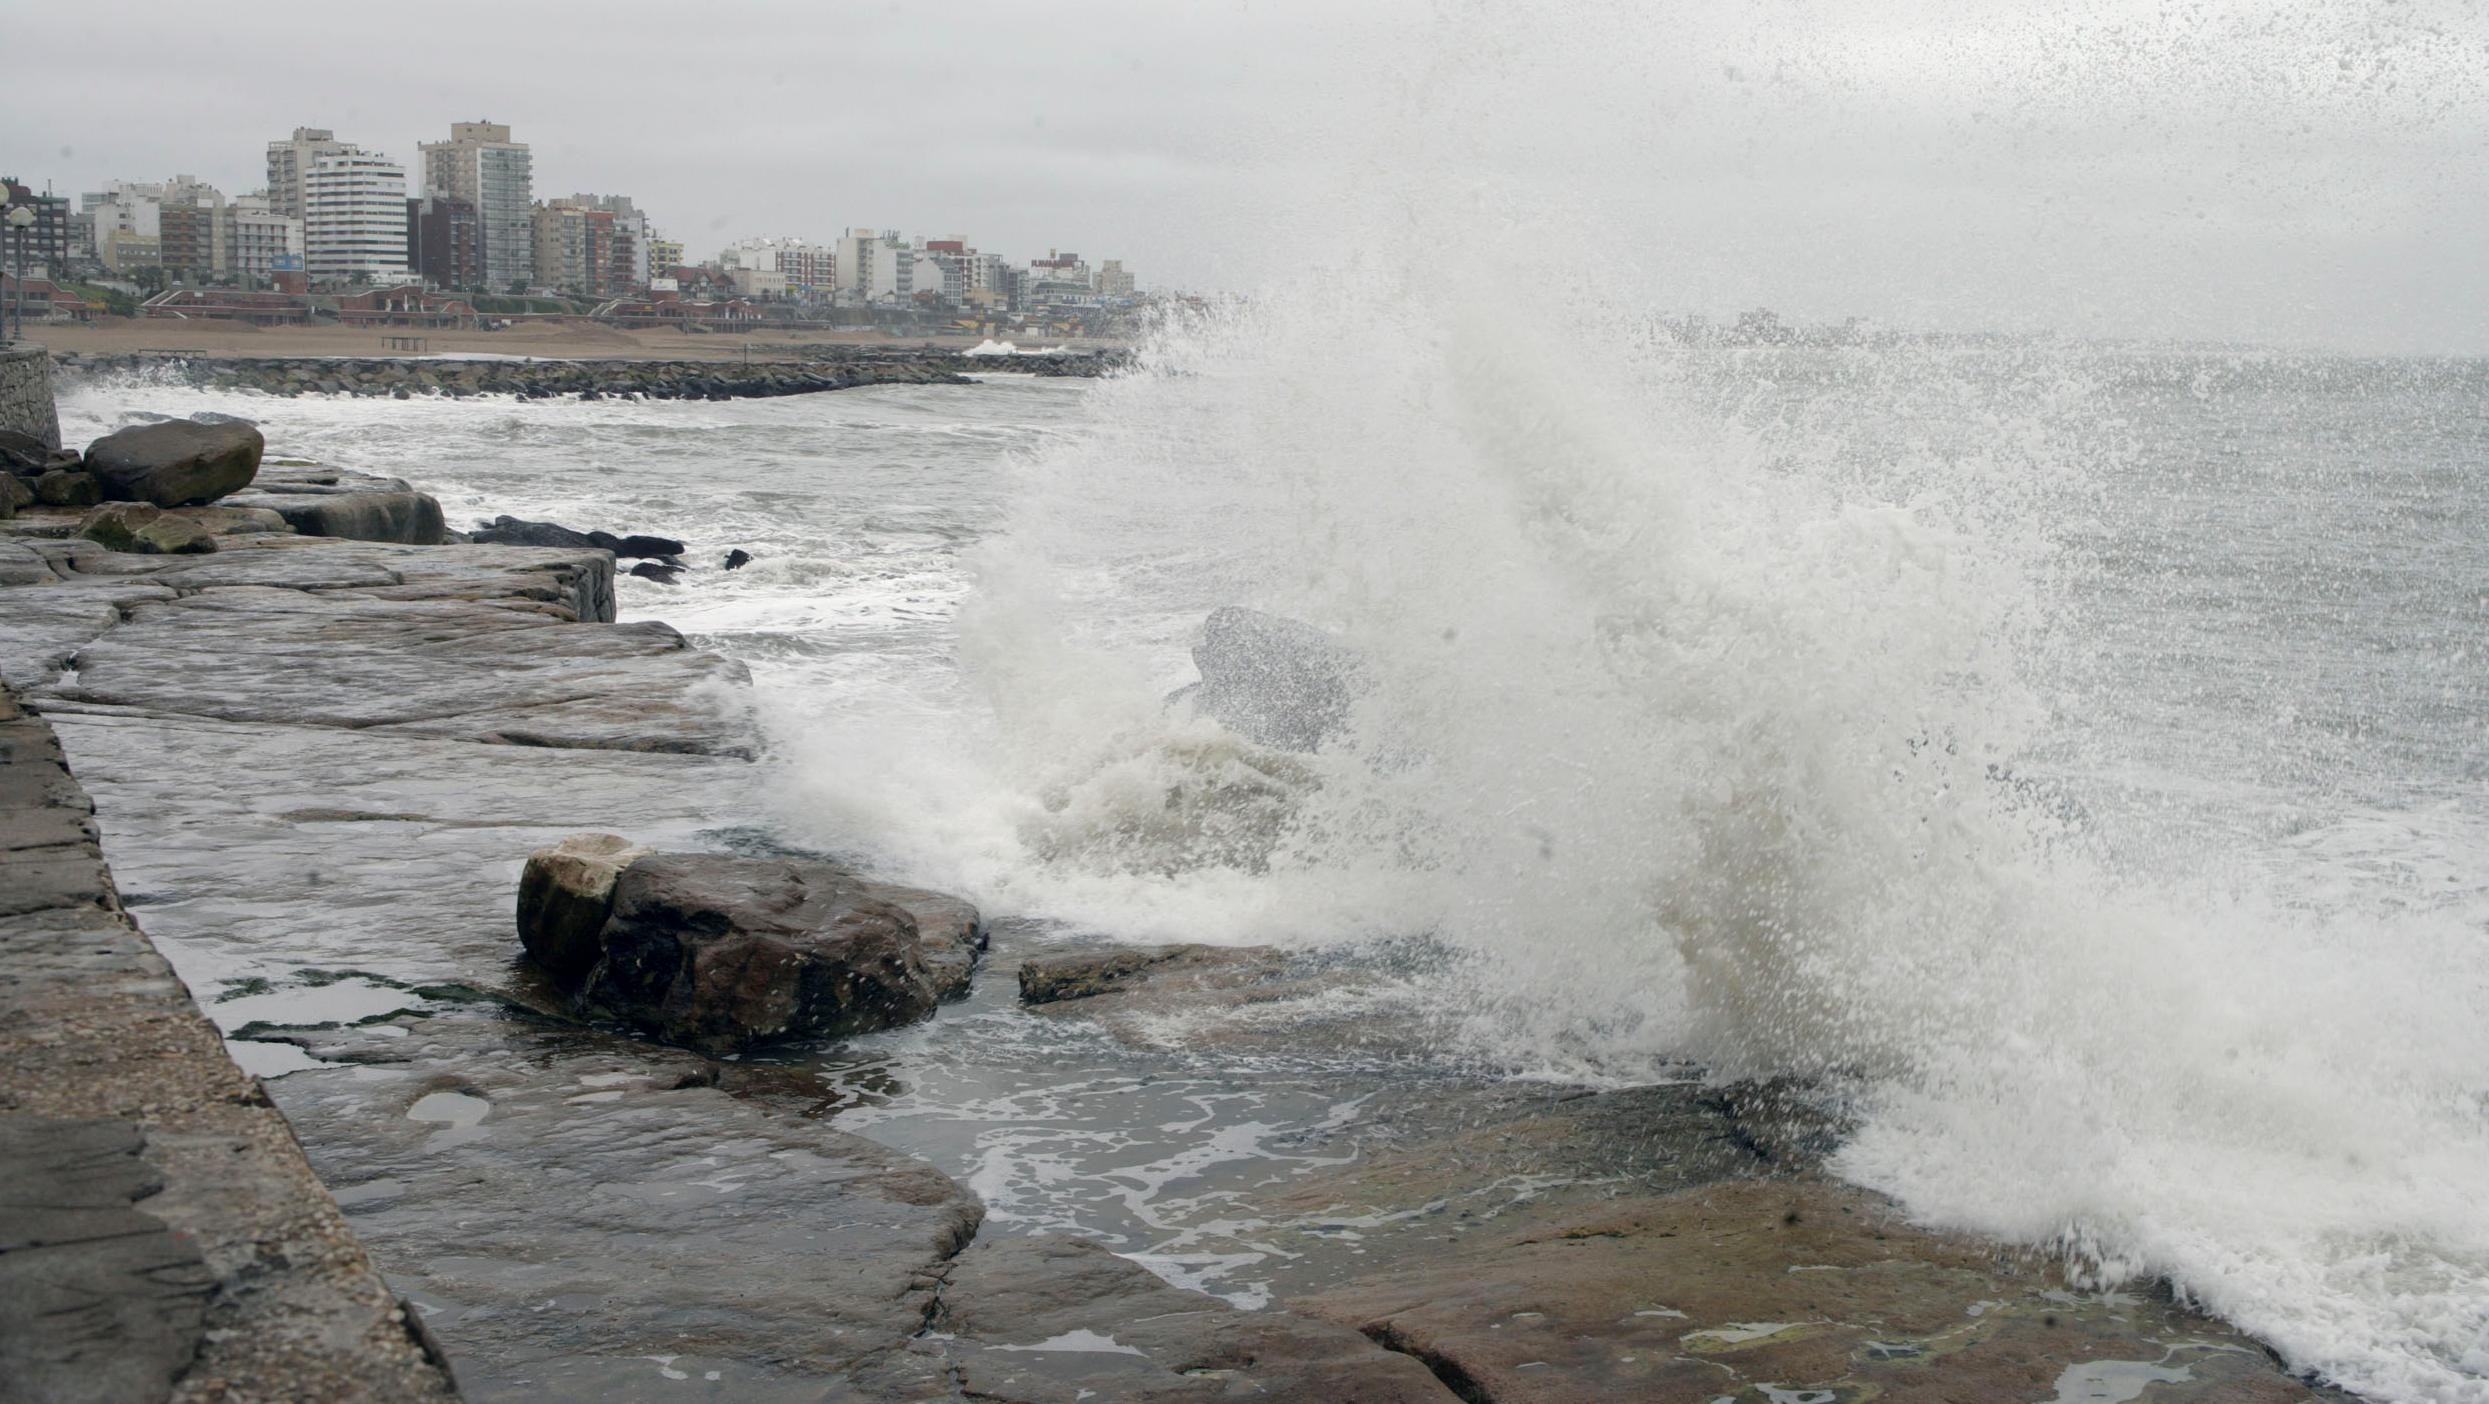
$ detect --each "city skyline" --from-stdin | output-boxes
[5,1,2485,352]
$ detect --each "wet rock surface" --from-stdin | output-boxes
[1296,1178,2341,1404]
[0,1116,215,1404]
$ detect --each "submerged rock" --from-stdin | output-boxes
[589,530,687,559]
[83,418,264,507]
[469,515,597,549]
[473,516,683,559]
[1019,943,1282,1005]
[514,839,986,1053]
[626,560,681,585]
[1178,606,1366,751]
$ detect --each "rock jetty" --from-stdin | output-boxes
[50,345,1124,403]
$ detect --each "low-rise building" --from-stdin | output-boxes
[221,194,304,284]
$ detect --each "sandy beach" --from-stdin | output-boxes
[35,316,1109,362]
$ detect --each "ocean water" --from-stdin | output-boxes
[55,340,2489,1399]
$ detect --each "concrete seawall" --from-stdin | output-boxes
[0,680,459,1403]
[0,343,61,449]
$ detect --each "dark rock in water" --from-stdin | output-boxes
[1179,606,1366,751]
[32,468,102,508]
[186,410,254,426]
[470,515,598,550]
[75,503,219,556]
[513,840,986,1054]
[723,548,753,571]
[84,419,264,507]
[627,561,681,585]
[588,530,688,559]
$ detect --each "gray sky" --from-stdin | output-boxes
[7,0,2484,352]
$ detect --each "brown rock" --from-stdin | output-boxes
[516,847,984,1054]
[32,469,102,508]
[74,503,219,556]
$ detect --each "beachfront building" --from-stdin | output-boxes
[266,128,348,222]
[303,147,412,283]
[221,195,303,283]
[1097,259,1136,298]
[419,122,533,292]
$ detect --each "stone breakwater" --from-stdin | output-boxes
[50,346,1125,402]
[0,677,459,1403]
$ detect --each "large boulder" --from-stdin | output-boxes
[513,840,986,1053]
[75,503,218,556]
[83,419,264,507]
[1175,606,1367,751]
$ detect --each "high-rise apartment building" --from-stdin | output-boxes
[266,128,346,222]
[304,148,410,282]
[419,122,533,291]
[1096,259,1135,297]
[0,180,74,276]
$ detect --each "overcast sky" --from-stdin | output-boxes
[6,0,2484,351]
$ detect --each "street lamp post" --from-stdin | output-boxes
[4,203,37,345]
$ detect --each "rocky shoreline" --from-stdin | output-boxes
[2,403,2355,1401]
[50,346,1125,403]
